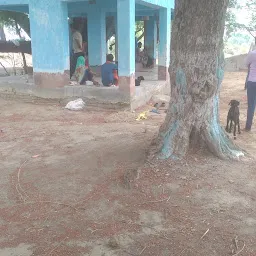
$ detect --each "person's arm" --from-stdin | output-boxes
[113,69,118,86]
[245,52,252,67]
[88,67,96,75]
[82,42,85,52]
[75,39,83,51]
[113,69,118,79]
[74,32,83,51]
[112,64,118,86]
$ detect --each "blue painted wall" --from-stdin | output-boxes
[0,0,173,77]
[87,7,106,66]
[68,1,160,18]
[117,0,135,77]
[0,0,28,5]
[0,4,28,13]
[136,0,174,8]
[29,0,69,73]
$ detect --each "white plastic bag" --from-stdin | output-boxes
[86,81,94,86]
[65,98,85,111]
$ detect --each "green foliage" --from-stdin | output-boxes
[225,0,256,41]
[245,0,256,41]
[0,11,30,38]
[225,0,240,40]
[135,21,145,43]
[224,0,256,56]
[135,21,144,36]
[108,20,145,56]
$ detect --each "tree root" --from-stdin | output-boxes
[150,95,244,161]
[203,124,244,160]
[202,97,244,160]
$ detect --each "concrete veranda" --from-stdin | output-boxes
[0,66,169,110]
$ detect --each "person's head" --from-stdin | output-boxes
[138,42,142,48]
[106,54,114,62]
[71,23,80,32]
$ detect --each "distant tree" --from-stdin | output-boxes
[243,0,256,44]
[0,11,30,38]
[225,0,256,44]
[225,0,239,40]
[135,21,145,42]
[0,11,29,73]
[109,21,145,51]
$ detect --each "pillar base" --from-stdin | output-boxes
[34,72,69,88]
[119,74,135,96]
[158,66,169,81]
[151,58,156,67]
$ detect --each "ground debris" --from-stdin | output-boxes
[107,237,120,249]
[0,72,255,256]
[231,236,246,256]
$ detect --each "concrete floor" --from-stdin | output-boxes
[0,66,169,110]
[0,66,159,86]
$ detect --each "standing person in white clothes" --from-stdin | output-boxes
[70,23,84,79]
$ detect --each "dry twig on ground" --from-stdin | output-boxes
[232,241,245,256]
[44,237,68,256]
[16,160,29,202]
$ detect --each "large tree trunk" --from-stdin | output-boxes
[151,0,243,160]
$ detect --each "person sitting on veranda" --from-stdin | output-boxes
[80,66,99,86]
[73,55,85,83]
[136,42,143,63]
[141,46,154,68]
[101,54,118,87]
[136,42,154,68]
[73,54,98,85]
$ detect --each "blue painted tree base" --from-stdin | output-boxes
[149,0,245,161]
[156,96,244,161]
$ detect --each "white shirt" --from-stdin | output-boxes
[246,50,256,82]
[72,30,83,53]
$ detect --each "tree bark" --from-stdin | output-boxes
[151,0,244,160]
[14,19,28,74]
[0,26,6,41]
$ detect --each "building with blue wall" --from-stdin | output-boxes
[0,0,174,102]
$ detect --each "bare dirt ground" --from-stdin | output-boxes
[0,72,255,256]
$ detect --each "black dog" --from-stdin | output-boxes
[225,100,241,140]
[135,76,145,86]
